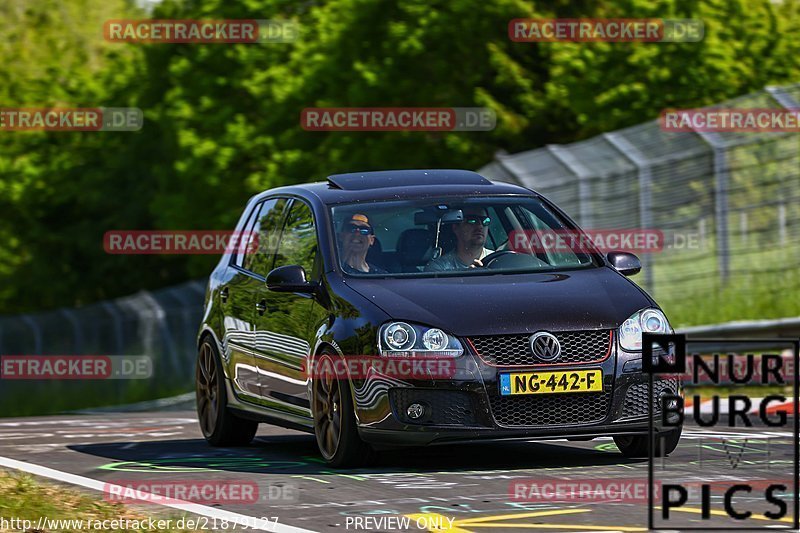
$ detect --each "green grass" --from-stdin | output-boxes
[0,470,203,533]
[646,236,800,328]
[0,379,192,417]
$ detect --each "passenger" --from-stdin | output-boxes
[339,213,387,274]
[425,206,494,271]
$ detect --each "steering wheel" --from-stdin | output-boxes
[481,250,522,268]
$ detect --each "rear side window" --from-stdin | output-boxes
[233,201,261,268]
[242,198,288,277]
[274,200,317,275]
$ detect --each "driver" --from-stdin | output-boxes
[424,206,494,271]
[339,213,387,274]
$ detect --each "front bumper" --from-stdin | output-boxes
[352,338,681,447]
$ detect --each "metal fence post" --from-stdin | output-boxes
[765,85,800,109]
[20,315,43,355]
[603,132,654,291]
[692,130,730,283]
[765,86,800,254]
[102,301,125,355]
[167,286,197,371]
[493,151,524,185]
[140,290,179,377]
[546,145,593,228]
[59,308,84,354]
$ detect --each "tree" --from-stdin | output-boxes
[3,0,800,313]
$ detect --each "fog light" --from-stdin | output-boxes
[667,398,679,409]
[406,403,426,420]
[659,390,679,408]
[659,391,681,423]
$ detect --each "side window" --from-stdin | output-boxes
[274,200,317,275]
[485,206,506,249]
[243,198,289,277]
[233,201,261,268]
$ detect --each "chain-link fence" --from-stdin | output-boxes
[0,279,205,415]
[480,83,800,327]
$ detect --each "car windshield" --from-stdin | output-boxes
[331,196,599,277]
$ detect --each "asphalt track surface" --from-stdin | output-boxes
[0,409,796,533]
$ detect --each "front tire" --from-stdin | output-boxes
[312,352,373,467]
[196,338,258,446]
[614,425,682,458]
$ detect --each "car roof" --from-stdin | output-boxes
[252,169,537,205]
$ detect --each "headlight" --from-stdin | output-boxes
[384,322,416,351]
[619,308,672,351]
[422,328,448,350]
[378,322,463,357]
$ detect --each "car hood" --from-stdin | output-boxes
[343,267,654,336]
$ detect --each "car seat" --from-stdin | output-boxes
[397,229,434,272]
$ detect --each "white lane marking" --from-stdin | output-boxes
[0,441,161,450]
[0,418,197,427]
[0,456,317,533]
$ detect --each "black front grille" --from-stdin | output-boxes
[488,391,611,427]
[470,330,612,366]
[622,378,680,418]
[389,388,478,426]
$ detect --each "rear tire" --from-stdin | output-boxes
[312,351,373,467]
[196,338,258,446]
[614,425,682,458]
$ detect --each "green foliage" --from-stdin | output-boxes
[2,0,800,322]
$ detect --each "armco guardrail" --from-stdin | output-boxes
[677,318,798,386]
[0,279,206,416]
[679,316,800,339]
[0,273,796,416]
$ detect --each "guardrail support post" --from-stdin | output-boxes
[603,132,654,291]
[692,130,730,283]
[546,145,593,228]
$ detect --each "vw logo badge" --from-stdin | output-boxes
[530,331,561,362]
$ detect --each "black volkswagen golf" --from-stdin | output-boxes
[196,169,681,466]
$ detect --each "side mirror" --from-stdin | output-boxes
[266,265,316,293]
[607,251,641,276]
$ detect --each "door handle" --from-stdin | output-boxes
[255,300,267,315]
[220,287,229,303]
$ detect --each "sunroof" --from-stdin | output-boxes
[327,169,492,190]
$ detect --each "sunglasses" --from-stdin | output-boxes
[463,215,491,227]
[344,223,373,235]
